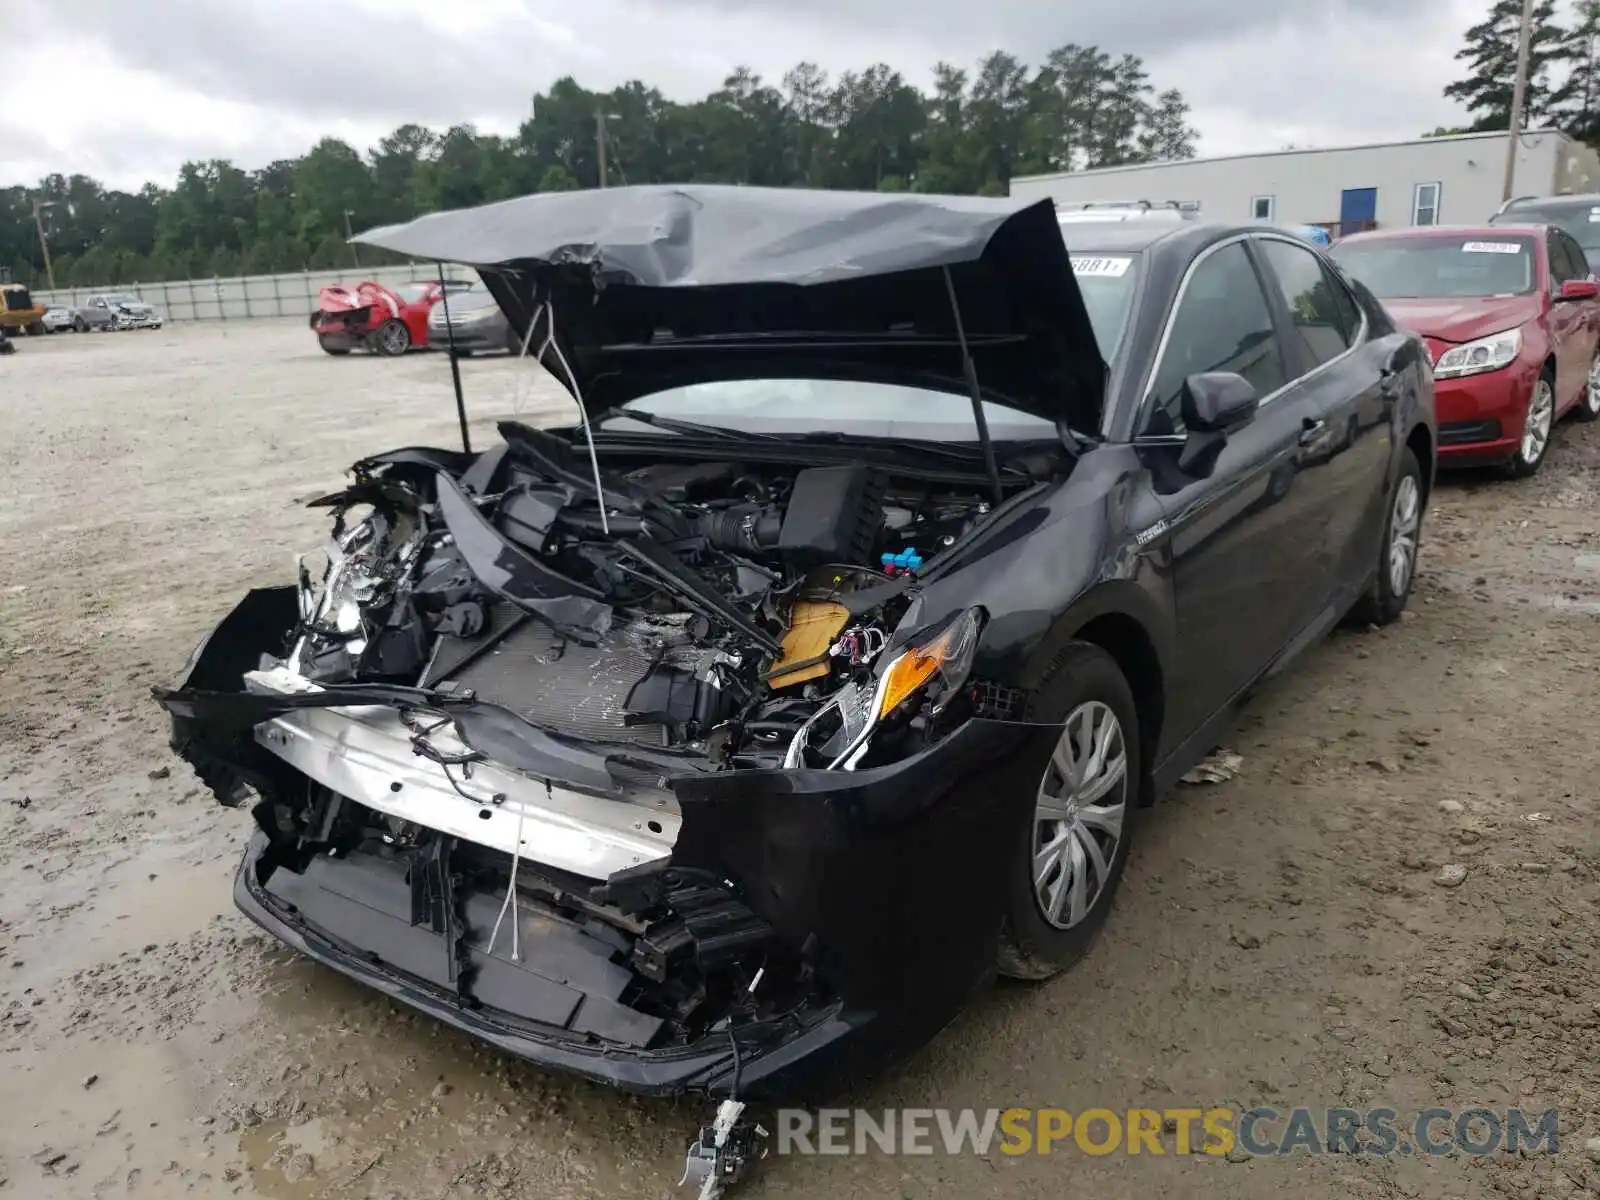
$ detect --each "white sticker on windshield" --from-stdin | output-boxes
[1071,255,1133,278]
[1461,241,1522,254]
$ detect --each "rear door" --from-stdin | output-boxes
[1252,235,1395,600]
[1139,238,1326,744]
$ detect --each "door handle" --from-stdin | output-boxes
[1299,418,1327,446]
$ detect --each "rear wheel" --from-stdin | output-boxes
[74,316,88,332]
[370,319,411,356]
[1575,353,1600,423]
[997,642,1140,981]
[24,320,43,336]
[1350,446,1424,626]
[1504,372,1555,477]
[317,335,350,356]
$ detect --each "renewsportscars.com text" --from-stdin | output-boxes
[774,1106,1561,1158]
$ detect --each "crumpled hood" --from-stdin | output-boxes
[1380,294,1541,345]
[352,185,1107,430]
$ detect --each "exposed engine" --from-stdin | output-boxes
[289,421,998,774]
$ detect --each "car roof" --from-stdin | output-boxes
[1335,224,1548,245]
[1501,193,1600,209]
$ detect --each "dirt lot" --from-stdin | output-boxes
[1,321,1597,1200]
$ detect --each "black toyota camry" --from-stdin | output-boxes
[156,188,1435,1109]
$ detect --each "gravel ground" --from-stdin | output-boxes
[1,321,1598,1200]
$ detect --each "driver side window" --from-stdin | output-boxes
[1145,242,1286,436]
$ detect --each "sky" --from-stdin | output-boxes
[0,0,1498,191]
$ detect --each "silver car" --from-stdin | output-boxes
[40,305,77,333]
[425,282,517,354]
[72,293,164,331]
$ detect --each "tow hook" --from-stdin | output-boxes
[679,1099,768,1199]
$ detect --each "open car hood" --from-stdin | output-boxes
[353,186,1107,430]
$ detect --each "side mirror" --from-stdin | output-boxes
[1171,372,1259,479]
[1181,371,1259,433]
[1558,278,1599,301]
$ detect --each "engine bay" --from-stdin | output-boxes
[287,420,1010,775]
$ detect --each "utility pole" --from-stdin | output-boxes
[344,209,361,268]
[1503,0,1537,202]
[32,199,57,291]
[596,110,610,188]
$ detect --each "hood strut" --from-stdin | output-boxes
[436,261,472,454]
[942,265,1004,506]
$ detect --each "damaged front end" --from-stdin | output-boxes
[155,424,1052,1099]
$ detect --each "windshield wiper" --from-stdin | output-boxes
[592,408,784,441]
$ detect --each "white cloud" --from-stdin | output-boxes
[0,0,1494,190]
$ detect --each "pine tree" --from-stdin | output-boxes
[1565,0,1600,145]
[1443,0,1575,131]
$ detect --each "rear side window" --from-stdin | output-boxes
[1146,242,1286,435]
[1258,239,1362,369]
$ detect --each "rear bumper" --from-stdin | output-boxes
[1434,361,1535,462]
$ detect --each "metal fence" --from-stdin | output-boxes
[31,262,475,324]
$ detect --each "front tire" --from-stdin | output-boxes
[997,642,1141,981]
[1504,372,1555,477]
[370,319,411,357]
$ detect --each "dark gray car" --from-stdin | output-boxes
[425,281,518,354]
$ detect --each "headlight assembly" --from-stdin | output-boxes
[783,607,984,771]
[1433,326,1522,379]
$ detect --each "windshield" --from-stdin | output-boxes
[1330,237,1536,298]
[1066,252,1139,360]
[614,379,1055,443]
[1491,202,1600,260]
[103,293,137,305]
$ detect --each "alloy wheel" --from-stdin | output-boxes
[377,322,409,355]
[1587,357,1600,416]
[1388,474,1420,597]
[1521,378,1555,465]
[1032,701,1128,931]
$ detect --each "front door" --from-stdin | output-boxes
[1137,239,1324,745]
[1340,187,1378,237]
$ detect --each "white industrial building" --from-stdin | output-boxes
[1009,129,1600,236]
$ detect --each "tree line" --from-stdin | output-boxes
[1,48,1197,289]
[1441,0,1600,141]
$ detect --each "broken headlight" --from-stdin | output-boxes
[783,607,983,771]
[870,606,982,723]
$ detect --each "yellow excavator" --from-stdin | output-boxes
[0,281,47,338]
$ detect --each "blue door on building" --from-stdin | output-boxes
[1339,187,1378,234]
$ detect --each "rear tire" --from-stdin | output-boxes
[997,641,1141,982]
[24,320,43,336]
[1503,371,1555,478]
[1350,447,1424,626]
[317,336,351,356]
[371,319,411,357]
[74,317,88,332]
[1575,352,1600,423]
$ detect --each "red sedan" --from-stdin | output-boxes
[1332,224,1600,476]
[310,279,474,357]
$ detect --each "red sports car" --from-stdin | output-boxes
[1331,224,1600,476]
[310,279,474,357]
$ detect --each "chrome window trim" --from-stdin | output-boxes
[1134,232,1370,434]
